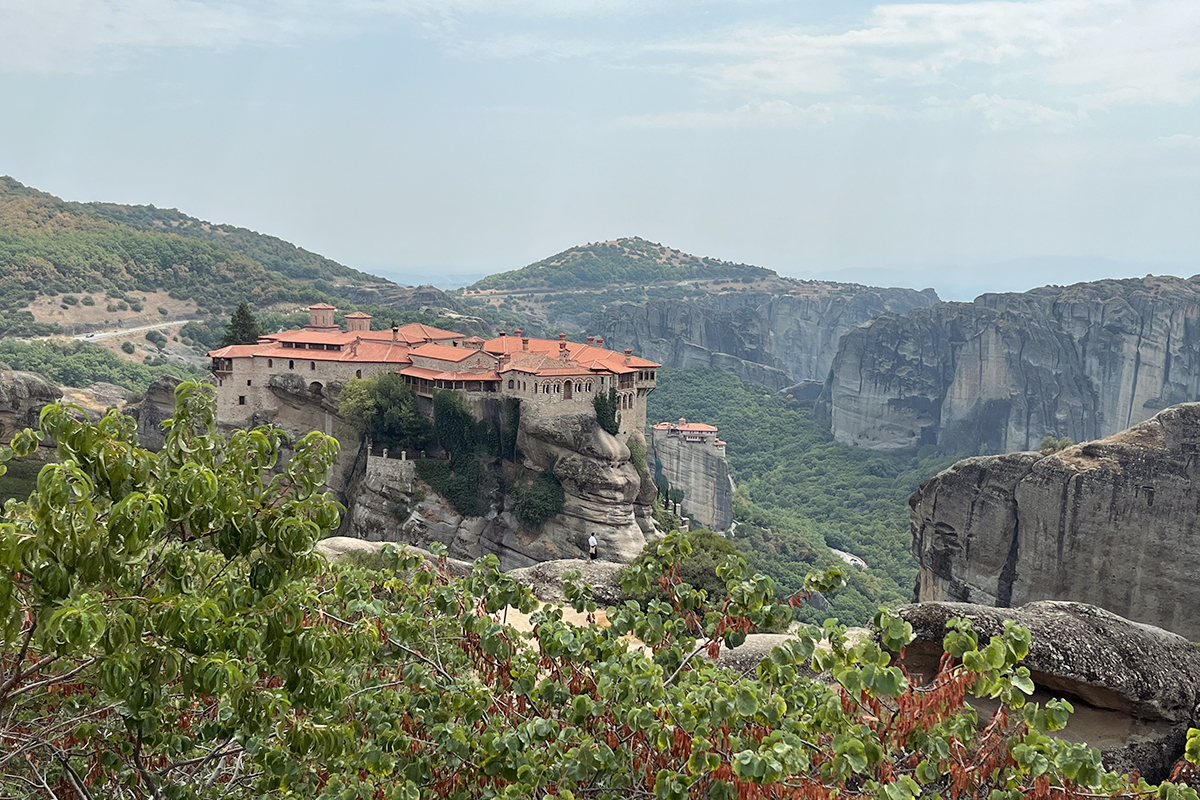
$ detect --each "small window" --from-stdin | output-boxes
[310,362,315,370]
[508,379,514,389]
[288,360,295,370]
[268,359,273,367]
[238,396,246,405]
[356,369,362,379]
[246,380,252,386]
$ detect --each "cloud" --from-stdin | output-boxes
[619,99,899,129]
[0,0,303,73]
[1159,133,1200,148]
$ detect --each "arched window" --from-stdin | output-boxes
[554,383,561,394]
[310,362,316,370]
[508,379,514,389]
[288,360,295,370]
[355,369,362,379]
[268,359,273,368]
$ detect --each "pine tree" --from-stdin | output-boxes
[221,300,262,346]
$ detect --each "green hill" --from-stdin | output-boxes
[470,236,774,291]
[0,177,375,337]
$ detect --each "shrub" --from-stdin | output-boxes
[627,434,647,472]
[129,300,144,312]
[511,469,565,527]
[80,295,95,306]
[622,528,742,608]
[414,457,486,517]
[120,341,135,354]
[158,306,169,315]
[1040,435,1074,454]
[62,295,78,305]
[593,387,620,435]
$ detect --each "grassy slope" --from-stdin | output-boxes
[647,367,960,626]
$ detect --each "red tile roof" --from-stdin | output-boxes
[482,335,659,373]
[209,344,264,358]
[409,343,482,363]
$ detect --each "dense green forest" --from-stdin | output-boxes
[647,367,960,626]
[0,340,205,392]
[469,236,773,291]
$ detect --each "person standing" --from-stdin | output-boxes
[587,534,597,563]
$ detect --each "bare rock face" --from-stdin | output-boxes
[130,375,183,451]
[894,601,1200,781]
[821,275,1200,453]
[593,286,940,391]
[341,405,655,571]
[911,403,1200,641]
[506,558,626,606]
[0,367,62,439]
[515,406,650,565]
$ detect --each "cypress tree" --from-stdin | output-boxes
[221,301,262,346]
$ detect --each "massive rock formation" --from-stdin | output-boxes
[910,402,1200,641]
[592,285,940,391]
[649,422,733,531]
[342,405,656,571]
[0,365,62,439]
[895,601,1200,782]
[821,275,1200,453]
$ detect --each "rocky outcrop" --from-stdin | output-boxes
[649,425,733,531]
[593,286,940,391]
[506,558,626,606]
[821,275,1200,453]
[130,375,183,451]
[0,367,62,439]
[894,601,1200,782]
[911,403,1200,641]
[341,405,656,571]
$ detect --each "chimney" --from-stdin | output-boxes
[559,334,568,361]
[596,337,603,349]
[522,338,530,351]
[514,329,522,337]
[680,418,687,425]
[499,331,506,337]
[392,326,399,342]
[587,336,595,346]
[625,348,632,365]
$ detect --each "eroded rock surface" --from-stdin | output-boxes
[342,405,656,571]
[0,367,62,439]
[894,601,1200,781]
[593,286,939,391]
[130,375,183,451]
[821,275,1200,453]
[911,403,1200,640]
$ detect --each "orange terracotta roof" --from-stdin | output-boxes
[409,343,484,363]
[482,335,659,373]
[715,440,726,446]
[263,330,360,345]
[400,365,500,381]
[210,341,413,364]
[652,422,673,430]
[208,344,263,358]
[678,423,718,433]
[309,303,336,309]
[396,323,464,341]
[344,311,371,318]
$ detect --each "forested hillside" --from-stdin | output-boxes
[470,236,773,291]
[648,367,960,625]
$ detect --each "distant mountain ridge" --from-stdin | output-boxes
[470,236,774,291]
[0,177,466,338]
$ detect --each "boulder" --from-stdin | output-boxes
[315,536,473,577]
[911,402,1200,641]
[506,558,626,606]
[894,601,1200,782]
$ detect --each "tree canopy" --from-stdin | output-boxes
[1,384,1198,798]
[221,301,263,347]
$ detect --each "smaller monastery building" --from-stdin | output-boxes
[209,304,659,435]
[650,418,733,531]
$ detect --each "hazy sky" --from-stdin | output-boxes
[1,0,1197,299]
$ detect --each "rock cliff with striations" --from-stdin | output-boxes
[910,402,1200,641]
[593,286,939,391]
[0,365,62,439]
[342,405,655,570]
[820,275,1200,452]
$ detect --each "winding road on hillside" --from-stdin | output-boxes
[71,322,179,341]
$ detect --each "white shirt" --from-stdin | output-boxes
[588,535,597,548]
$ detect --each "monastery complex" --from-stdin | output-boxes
[208,303,660,435]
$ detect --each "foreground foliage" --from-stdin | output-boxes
[1,384,1198,798]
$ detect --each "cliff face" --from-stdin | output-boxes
[649,429,733,531]
[592,286,939,391]
[343,405,656,570]
[821,275,1200,453]
[0,366,62,439]
[910,402,1200,641]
